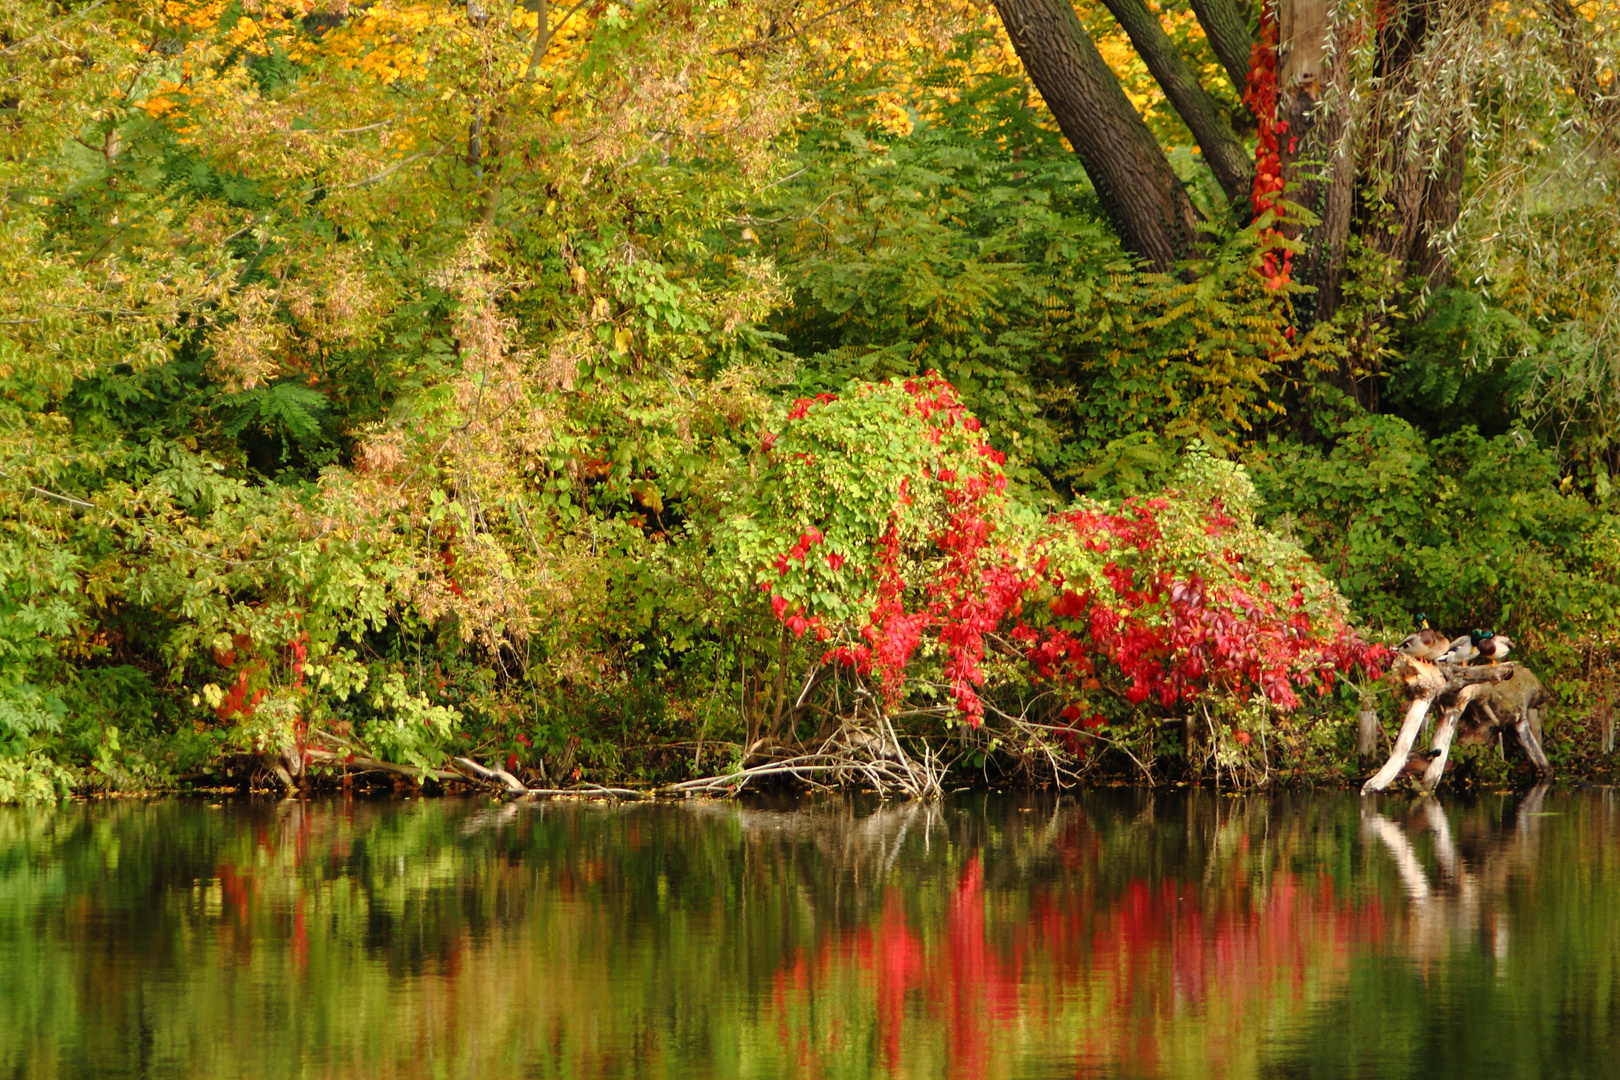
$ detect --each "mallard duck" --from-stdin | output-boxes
[1470,629,1513,665]
[1436,633,1478,665]
[1400,748,1444,778]
[1396,613,1451,662]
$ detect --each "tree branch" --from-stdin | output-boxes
[1541,0,1620,144]
[1189,0,1255,97]
[1096,0,1254,208]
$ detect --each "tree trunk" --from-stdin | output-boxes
[1097,0,1254,207]
[1276,0,1355,326]
[1189,0,1256,98]
[995,0,1204,270]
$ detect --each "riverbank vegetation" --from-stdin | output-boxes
[2,0,1617,800]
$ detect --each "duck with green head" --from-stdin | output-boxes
[1396,613,1452,662]
[1436,630,1479,665]
[1470,629,1513,665]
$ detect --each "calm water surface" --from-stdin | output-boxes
[2,788,1617,1079]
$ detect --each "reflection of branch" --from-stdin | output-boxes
[1362,807,1431,901]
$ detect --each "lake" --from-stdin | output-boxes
[2,787,1615,1079]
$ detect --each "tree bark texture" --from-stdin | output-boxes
[995,0,1203,271]
[1277,0,1355,327]
[1189,0,1256,97]
[1097,0,1254,207]
[1357,0,1470,279]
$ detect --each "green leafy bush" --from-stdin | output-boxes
[1252,414,1620,675]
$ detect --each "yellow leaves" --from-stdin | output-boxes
[1095,32,1161,115]
[316,1,465,85]
[163,0,228,31]
[140,81,185,117]
[872,93,914,138]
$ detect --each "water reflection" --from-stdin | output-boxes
[1361,785,1552,972]
[0,789,1615,1079]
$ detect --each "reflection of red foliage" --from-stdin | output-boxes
[765,838,1388,1074]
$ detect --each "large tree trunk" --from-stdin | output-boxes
[1276,0,1356,327]
[1334,0,1481,405]
[1095,0,1254,207]
[994,0,1204,271]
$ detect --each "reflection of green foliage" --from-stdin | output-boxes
[0,795,1616,1079]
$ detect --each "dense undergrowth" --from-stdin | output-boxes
[2,1,1618,801]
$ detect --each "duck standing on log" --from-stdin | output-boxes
[1437,632,1480,666]
[1471,629,1513,665]
[1396,614,1452,662]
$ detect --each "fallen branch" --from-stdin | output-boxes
[304,748,462,784]
[520,784,649,800]
[452,756,528,794]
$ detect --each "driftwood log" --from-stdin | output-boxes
[1363,656,1553,793]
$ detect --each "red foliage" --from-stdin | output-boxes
[1018,503,1388,716]
[756,373,1388,735]
[765,375,1036,726]
[1244,4,1292,291]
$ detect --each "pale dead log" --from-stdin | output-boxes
[1365,659,1514,793]
[1363,659,1447,792]
[1419,681,1496,791]
[453,756,529,795]
[520,785,648,800]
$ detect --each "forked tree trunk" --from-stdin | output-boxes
[994,0,1204,270]
[990,0,1492,403]
[1189,0,1256,96]
[1096,0,1254,206]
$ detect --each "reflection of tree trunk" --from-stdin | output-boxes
[1362,784,1549,967]
[994,0,1204,270]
